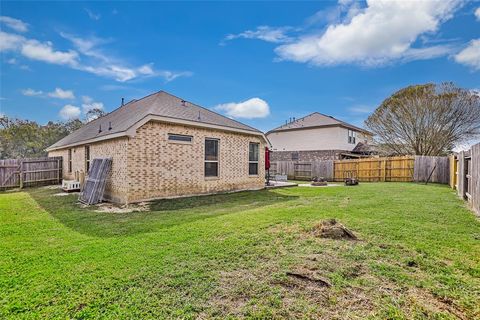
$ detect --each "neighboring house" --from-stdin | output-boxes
[47,91,267,204]
[266,112,374,161]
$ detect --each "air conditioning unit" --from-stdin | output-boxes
[62,180,81,192]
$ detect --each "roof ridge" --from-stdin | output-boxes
[266,111,371,135]
[159,90,262,133]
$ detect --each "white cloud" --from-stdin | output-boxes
[348,105,375,114]
[21,39,78,66]
[7,58,17,64]
[454,39,480,70]
[81,96,104,118]
[1,25,191,83]
[0,31,79,66]
[21,88,43,96]
[275,0,461,66]
[61,33,192,82]
[48,88,75,99]
[214,98,270,119]
[59,104,81,120]
[0,31,25,51]
[224,26,293,43]
[85,8,101,21]
[0,16,28,33]
[475,7,480,20]
[82,95,93,104]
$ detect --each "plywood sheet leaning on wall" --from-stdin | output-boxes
[79,158,112,205]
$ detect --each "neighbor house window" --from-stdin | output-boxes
[291,151,299,161]
[68,149,72,173]
[249,142,259,175]
[85,145,91,173]
[168,133,193,143]
[205,138,219,177]
[348,130,356,144]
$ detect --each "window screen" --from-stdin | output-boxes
[249,142,259,175]
[205,139,219,177]
[168,134,193,142]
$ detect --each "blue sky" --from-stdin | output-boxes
[1,0,479,132]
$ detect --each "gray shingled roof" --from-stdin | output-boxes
[266,112,373,135]
[47,91,262,150]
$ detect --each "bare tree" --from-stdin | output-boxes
[365,83,480,156]
[84,108,106,122]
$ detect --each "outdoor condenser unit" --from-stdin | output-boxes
[62,180,81,192]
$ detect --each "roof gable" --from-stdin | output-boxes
[47,91,262,151]
[267,112,373,135]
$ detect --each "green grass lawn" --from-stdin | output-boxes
[1,183,479,319]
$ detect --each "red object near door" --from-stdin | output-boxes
[265,147,271,170]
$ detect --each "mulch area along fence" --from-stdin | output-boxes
[452,142,480,215]
[270,155,449,184]
[0,157,62,190]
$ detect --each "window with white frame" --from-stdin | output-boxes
[205,138,219,177]
[348,130,356,144]
[249,142,259,175]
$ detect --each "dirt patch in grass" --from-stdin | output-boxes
[92,202,150,213]
[406,288,468,320]
[312,219,358,240]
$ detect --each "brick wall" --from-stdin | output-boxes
[49,120,265,203]
[126,121,265,202]
[49,137,130,203]
[271,150,345,161]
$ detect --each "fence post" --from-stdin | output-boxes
[381,159,386,182]
[57,158,60,184]
[19,161,23,189]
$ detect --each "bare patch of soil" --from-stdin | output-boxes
[312,219,358,240]
[93,202,150,213]
[286,270,331,287]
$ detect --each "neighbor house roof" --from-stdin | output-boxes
[47,91,264,151]
[266,112,373,135]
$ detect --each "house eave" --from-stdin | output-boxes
[266,124,374,136]
[46,114,269,152]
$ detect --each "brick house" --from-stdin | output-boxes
[47,91,268,204]
[266,112,374,161]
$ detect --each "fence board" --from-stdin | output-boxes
[270,160,333,180]
[470,143,480,215]
[333,156,415,182]
[457,152,466,199]
[0,157,62,189]
[413,156,449,184]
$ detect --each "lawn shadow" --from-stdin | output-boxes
[28,188,298,238]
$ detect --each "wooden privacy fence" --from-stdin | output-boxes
[0,157,62,190]
[333,156,414,182]
[270,160,334,180]
[453,142,480,215]
[270,155,449,183]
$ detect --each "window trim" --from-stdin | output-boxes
[348,129,356,144]
[85,145,91,173]
[249,142,259,176]
[68,148,72,173]
[167,133,193,144]
[204,138,219,178]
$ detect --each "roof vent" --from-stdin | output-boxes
[108,122,112,130]
[98,124,102,133]
[198,111,201,120]
[121,98,124,106]
[181,100,186,107]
